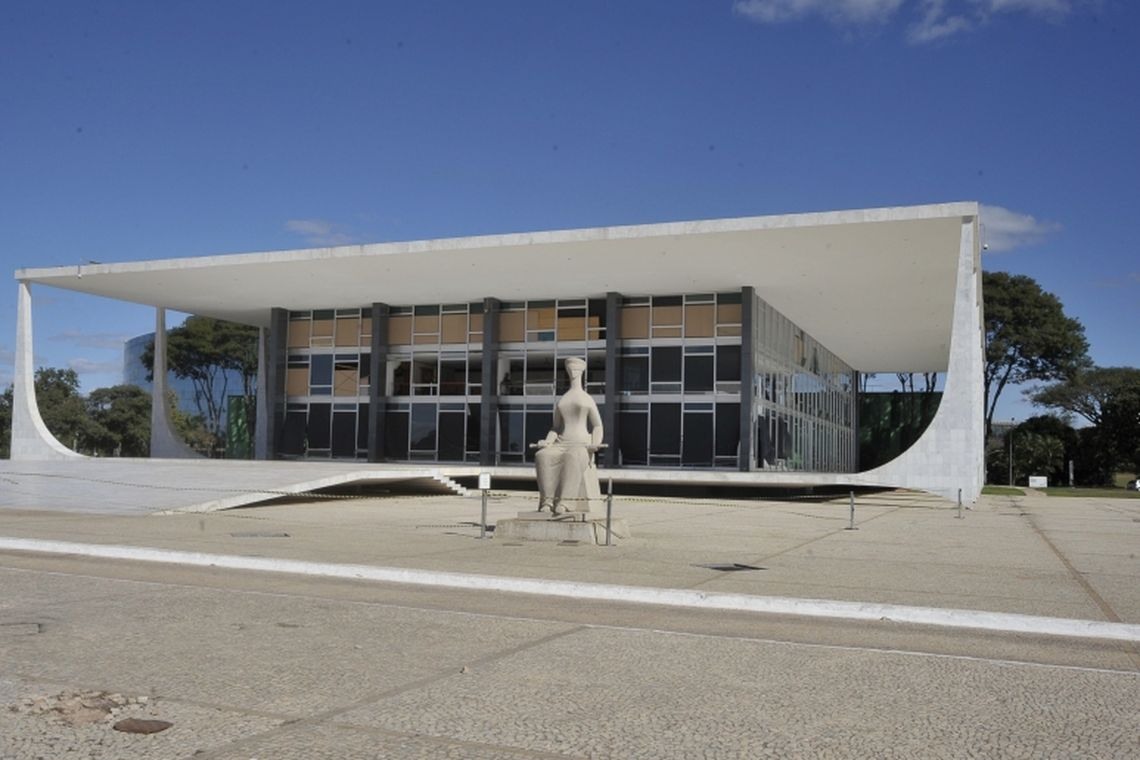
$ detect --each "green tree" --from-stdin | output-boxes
[983,272,1089,439]
[1017,415,1079,485]
[1033,367,1140,477]
[0,385,12,458]
[34,368,103,453]
[985,422,1067,487]
[142,316,259,454]
[86,385,151,457]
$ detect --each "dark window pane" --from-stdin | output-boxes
[307,403,331,449]
[652,347,682,383]
[410,404,436,451]
[588,298,607,328]
[757,414,773,466]
[652,295,682,307]
[717,291,742,305]
[467,359,482,394]
[280,411,307,455]
[498,409,525,455]
[310,355,332,386]
[413,357,438,386]
[391,360,411,395]
[501,358,525,395]
[650,404,681,455]
[684,355,714,392]
[586,353,606,393]
[619,411,648,465]
[331,411,356,457]
[357,404,370,452]
[466,403,481,453]
[682,412,713,466]
[439,360,466,396]
[359,354,371,383]
[438,412,465,461]
[620,356,649,393]
[716,345,741,382]
[526,354,556,394]
[385,410,409,460]
[525,411,550,463]
[716,403,740,459]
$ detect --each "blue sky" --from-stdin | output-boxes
[2,0,1137,423]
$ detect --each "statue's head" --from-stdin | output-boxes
[564,357,586,376]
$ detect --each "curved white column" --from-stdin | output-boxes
[149,307,203,459]
[9,282,84,460]
[856,215,985,503]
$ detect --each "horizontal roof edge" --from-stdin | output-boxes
[15,202,978,281]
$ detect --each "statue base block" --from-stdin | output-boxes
[495,514,630,545]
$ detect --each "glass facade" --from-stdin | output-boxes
[615,293,742,468]
[279,308,372,458]
[278,290,856,472]
[497,298,607,464]
[386,303,484,463]
[753,300,857,472]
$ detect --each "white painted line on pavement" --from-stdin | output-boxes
[3,536,1139,643]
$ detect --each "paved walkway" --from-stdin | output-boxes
[1,487,1137,630]
[2,488,1138,758]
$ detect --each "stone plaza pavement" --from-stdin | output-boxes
[0,488,1137,758]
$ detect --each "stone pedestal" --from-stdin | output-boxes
[495,511,630,545]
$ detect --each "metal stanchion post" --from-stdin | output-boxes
[845,490,857,530]
[478,472,490,539]
[956,488,963,519]
[605,477,614,546]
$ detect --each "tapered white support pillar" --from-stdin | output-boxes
[859,214,985,502]
[149,307,202,458]
[9,282,84,460]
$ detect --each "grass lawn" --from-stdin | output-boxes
[982,486,1025,496]
[1043,487,1140,499]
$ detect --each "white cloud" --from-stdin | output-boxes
[734,0,904,25]
[284,219,356,246]
[979,204,1062,252]
[47,330,130,350]
[909,0,974,42]
[735,0,1090,43]
[983,0,1073,19]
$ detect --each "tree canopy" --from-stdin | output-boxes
[983,271,1089,439]
[141,316,259,453]
[0,385,11,458]
[1033,366,1140,478]
[86,384,152,457]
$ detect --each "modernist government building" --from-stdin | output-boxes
[10,203,985,502]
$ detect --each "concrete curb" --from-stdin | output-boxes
[3,536,1138,643]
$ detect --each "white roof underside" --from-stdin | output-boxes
[16,203,976,373]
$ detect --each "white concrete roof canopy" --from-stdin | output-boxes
[16,202,977,372]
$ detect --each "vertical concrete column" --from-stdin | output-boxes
[851,370,861,472]
[367,303,390,462]
[602,292,622,468]
[738,286,756,472]
[255,308,288,460]
[9,281,83,460]
[479,298,501,467]
[150,307,201,458]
